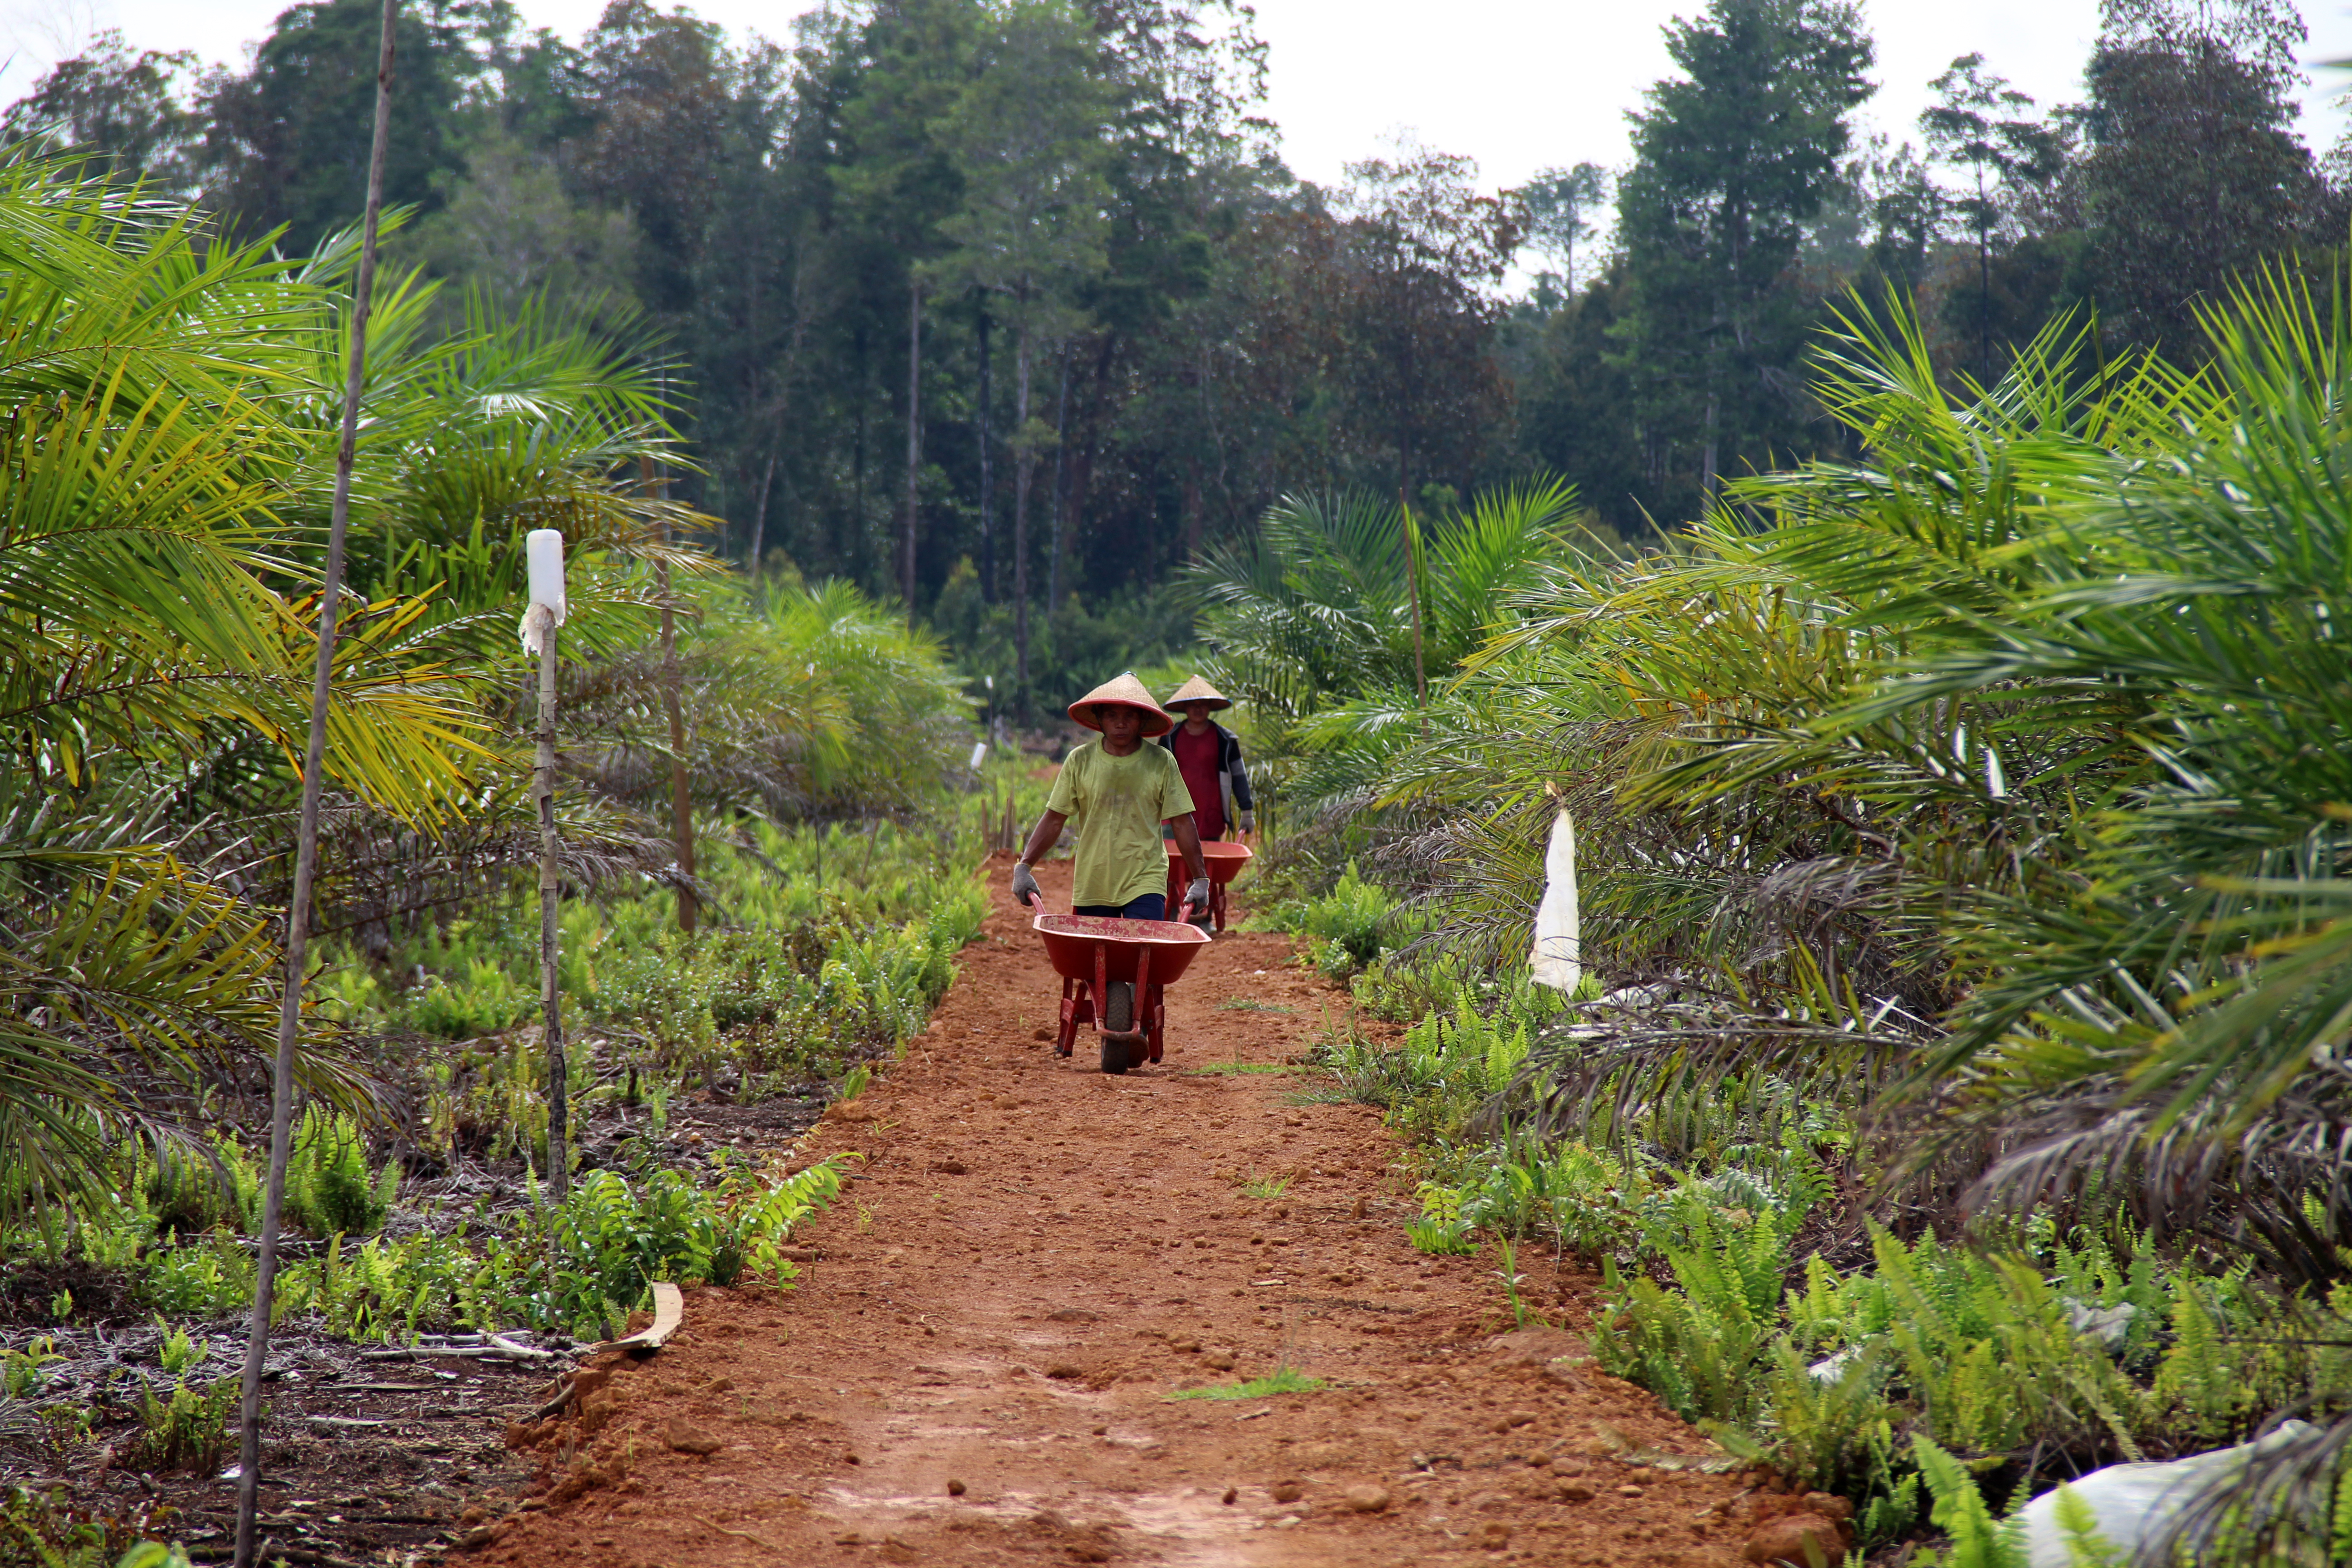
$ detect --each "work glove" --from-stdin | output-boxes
[1238,810,1255,833]
[1011,861,1042,908]
[1185,876,1211,920]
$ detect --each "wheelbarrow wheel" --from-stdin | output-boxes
[1100,1034,1132,1074]
[1103,980,1135,1033]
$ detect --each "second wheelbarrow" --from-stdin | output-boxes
[1165,840,1254,933]
[1033,913,1210,1073]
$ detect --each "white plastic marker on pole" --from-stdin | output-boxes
[523,528,568,650]
[1529,803,1581,993]
[524,529,569,1204]
[968,740,989,772]
[234,0,400,1562]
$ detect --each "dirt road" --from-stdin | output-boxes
[476,857,1749,1567]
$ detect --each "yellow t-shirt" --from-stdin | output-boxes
[1046,739,1196,908]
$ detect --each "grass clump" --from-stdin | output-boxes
[1238,1171,1292,1200]
[1169,1366,1328,1401]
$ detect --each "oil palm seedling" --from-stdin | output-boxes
[1205,267,2352,1553]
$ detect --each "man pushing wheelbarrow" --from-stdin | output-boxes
[1012,671,1210,923]
[1011,673,1212,1071]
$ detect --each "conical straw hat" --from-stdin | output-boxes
[1068,671,1175,737]
[1163,674,1231,712]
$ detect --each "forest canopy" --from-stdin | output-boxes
[4,0,2345,706]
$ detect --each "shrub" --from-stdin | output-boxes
[0,1338,59,1399]
[517,1155,848,1338]
[142,1139,260,1237]
[129,1379,234,1472]
[284,1109,399,1238]
[407,956,538,1040]
[1262,861,1409,975]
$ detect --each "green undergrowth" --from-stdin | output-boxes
[0,1487,187,1568]
[1248,860,1429,980]
[29,1143,857,1343]
[1276,868,2352,1558]
[2,788,1015,1346]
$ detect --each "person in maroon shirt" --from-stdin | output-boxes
[1156,675,1254,844]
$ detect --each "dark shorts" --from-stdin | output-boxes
[1075,893,1166,921]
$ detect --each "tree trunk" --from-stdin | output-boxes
[749,451,775,578]
[853,352,867,560]
[976,302,994,603]
[1012,315,1033,703]
[1049,340,1071,613]
[1401,488,1426,704]
[903,279,921,616]
[1066,332,1118,593]
[1978,223,1992,383]
[1700,389,1720,505]
[1183,466,1202,562]
[237,1,397,1558]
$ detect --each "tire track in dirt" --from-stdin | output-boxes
[474,856,1751,1567]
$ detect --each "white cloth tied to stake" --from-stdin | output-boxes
[1529,806,1580,992]
[520,528,567,654]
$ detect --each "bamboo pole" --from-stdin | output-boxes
[234,0,398,1560]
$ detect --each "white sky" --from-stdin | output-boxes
[7,0,2351,204]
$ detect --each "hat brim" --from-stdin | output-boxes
[1166,695,1233,713]
[1068,699,1174,738]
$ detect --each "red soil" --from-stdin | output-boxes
[476,856,1750,1567]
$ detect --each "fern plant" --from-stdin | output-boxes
[1407,1182,1478,1255]
[1912,1437,2030,1568]
[520,1154,850,1337]
[283,1108,399,1238]
[131,1378,235,1472]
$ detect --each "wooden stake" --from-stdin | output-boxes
[235,0,398,1560]
[647,453,696,934]
[536,604,568,1205]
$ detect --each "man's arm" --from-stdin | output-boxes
[1169,813,1207,882]
[1011,810,1068,907]
[1169,813,1210,918]
[1017,809,1069,869]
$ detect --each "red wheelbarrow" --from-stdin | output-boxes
[1165,840,1254,933]
[1034,913,1210,1073]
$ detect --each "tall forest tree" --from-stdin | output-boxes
[1520,161,1608,295]
[2079,0,2322,360]
[1920,54,2063,382]
[835,0,980,610]
[0,30,198,183]
[1612,0,1872,507]
[199,0,472,253]
[933,0,1114,698]
[1,0,1543,710]
[1337,142,1518,505]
